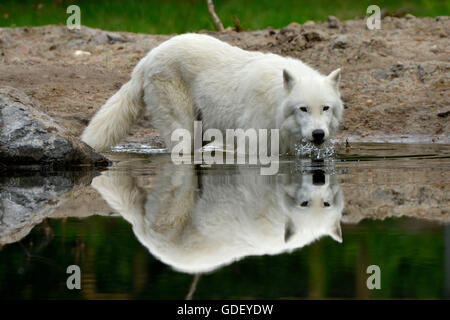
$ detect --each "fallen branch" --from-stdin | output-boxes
[206,0,224,32]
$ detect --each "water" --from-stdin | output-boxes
[0,142,449,300]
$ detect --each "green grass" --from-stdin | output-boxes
[0,0,448,33]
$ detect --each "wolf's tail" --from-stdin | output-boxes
[81,60,146,152]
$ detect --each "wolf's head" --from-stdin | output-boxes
[282,170,344,245]
[281,68,343,145]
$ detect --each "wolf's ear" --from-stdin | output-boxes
[284,217,295,243]
[329,221,342,243]
[327,68,341,91]
[283,69,296,93]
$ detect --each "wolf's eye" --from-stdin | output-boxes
[300,201,309,207]
[299,106,308,112]
[323,202,330,207]
[323,105,330,111]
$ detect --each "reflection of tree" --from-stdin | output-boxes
[307,242,324,299]
[186,274,201,300]
[0,211,446,299]
[355,240,369,299]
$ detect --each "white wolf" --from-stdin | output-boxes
[81,34,344,154]
[92,157,344,273]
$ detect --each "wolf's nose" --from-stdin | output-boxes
[312,130,325,144]
[312,170,325,186]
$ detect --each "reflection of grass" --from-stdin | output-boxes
[0,0,448,33]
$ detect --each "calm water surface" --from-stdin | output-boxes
[0,143,449,299]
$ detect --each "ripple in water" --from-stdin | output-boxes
[111,144,168,154]
[295,139,336,159]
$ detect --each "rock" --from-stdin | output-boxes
[437,110,450,118]
[276,28,298,43]
[286,22,302,30]
[90,29,130,45]
[303,20,315,26]
[303,30,327,41]
[331,35,348,49]
[405,13,415,19]
[74,49,91,57]
[0,86,108,166]
[292,35,307,50]
[327,15,339,28]
[267,27,276,36]
[106,32,129,43]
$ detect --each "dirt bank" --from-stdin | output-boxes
[0,16,449,147]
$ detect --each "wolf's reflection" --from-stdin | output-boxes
[92,157,344,274]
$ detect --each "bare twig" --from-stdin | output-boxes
[232,15,242,32]
[206,0,224,32]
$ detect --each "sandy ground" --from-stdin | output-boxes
[0,16,449,147]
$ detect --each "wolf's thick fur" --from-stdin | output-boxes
[82,34,343,153]
[92,158,344,273]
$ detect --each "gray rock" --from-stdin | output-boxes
[331,35,348,49]
[327,15,339,28]
[292,35,307,50]
[0,86,108,165]
[303,30,327,42]
[89,29,130,45]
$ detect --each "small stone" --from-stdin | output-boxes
[303,30,326,41]
[292,35,307,50]
[327,15,339,28]
[286,22,301,29]
[303,20,315,26]
[405,13,415,19]
[430,45,439,53]
[106,33,129,43]
[74,50,91,57]
[28,57,41,63]
[331,35,348,49]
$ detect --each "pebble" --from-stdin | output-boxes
[331,35,348,49]
[74,50,91,57]
[327,16,339,28]
[286,22,301,29]
[303,30,326,41]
